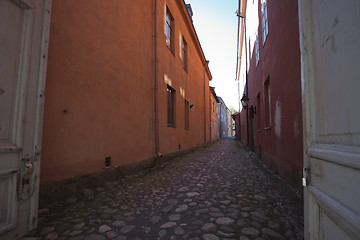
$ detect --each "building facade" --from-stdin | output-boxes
[41,0,213,183]
[236,0,303,186]
[218,97,233,138]
[232,113,240,140]
[209,87,220,141]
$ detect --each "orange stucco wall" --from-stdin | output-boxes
[157,0,211,155]
[41,0,212,182]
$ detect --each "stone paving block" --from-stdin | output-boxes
[27,139,303,240]
[160,222,177,229]
[84,234,106,240]
[120,225,135,234]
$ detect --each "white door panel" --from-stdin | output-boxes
[0,169,18,234]
[0,0,29,152]
[312,0,360,144]
[299,0,360,239]
[0,0,51,238]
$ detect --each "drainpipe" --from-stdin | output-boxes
[209,88,212,141]
[241,13,250,146]
[219,102,222,138]
[238,110,241,140]
[153,0,160,157]
[245,76,249,145]
[203,67,207,144]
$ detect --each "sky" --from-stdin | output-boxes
[187,0,240,111]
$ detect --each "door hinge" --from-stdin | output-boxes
[302,167,310,187]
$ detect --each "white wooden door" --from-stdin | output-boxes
[0,0,51,239]
[298,0,360,239]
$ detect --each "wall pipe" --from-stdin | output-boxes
[209,88,212,141]
[236,0,242,140]
[239,13,250,146]
[203,66,207,143]
[153,0,160,157]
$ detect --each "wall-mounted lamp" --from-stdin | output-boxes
[240,94,249,109]
[241,94,256,114]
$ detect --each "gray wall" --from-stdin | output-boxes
[218,97,233,138]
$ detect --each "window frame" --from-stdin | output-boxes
[185,99,190,130]
[261,0,269,45]
[255,34,259,66]
[264,77,271,128]
[167,85,176,127]
[166,7,175,53]
[182,37,188,72]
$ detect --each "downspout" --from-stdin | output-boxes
[246,78,249,145]
[203,66,207,144]
[153,0,160,157]
[219,102,222,138]
[236,0,242,141]
[209,88,212,141]
[242,13,250,146]
[238,112,241,140]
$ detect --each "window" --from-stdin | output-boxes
[182,37,188,71]
[249,37,252,60]
[255,34,259,66]
[166,7,175,52]
[264,77,271,128]
[257,93,261,130]
[261,0,268,45]
[185,100,190,129]
[167,85,176,127]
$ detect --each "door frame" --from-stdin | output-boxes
[28,0,52,232]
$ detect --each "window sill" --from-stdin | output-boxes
[257,130,261,132]
[168,124,176,128]
[264,126,271,130]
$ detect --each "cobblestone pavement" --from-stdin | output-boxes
[28,139,304,240]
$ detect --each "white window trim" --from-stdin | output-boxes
[255,34,259,66]
[261,0,268,45]
[165,7,174,51]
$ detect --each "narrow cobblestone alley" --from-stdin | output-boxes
[29,139,304,240]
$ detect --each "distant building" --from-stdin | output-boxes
[232,112,240,140]
[209,87,220,141]
[218,97,233,138]
[236,0,303,186]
